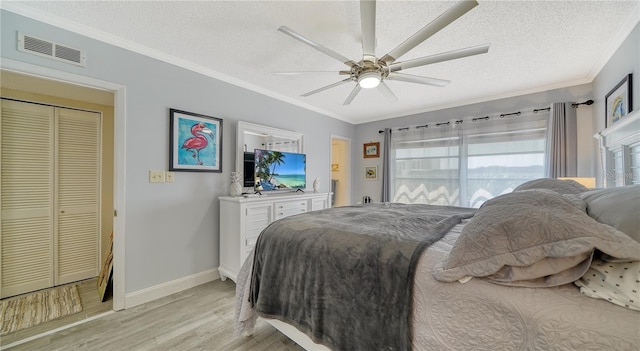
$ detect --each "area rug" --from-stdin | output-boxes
[0,284,83,335]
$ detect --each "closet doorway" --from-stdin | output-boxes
[1,71,115,302]
[1,99,102,298]
[330,136,351,207]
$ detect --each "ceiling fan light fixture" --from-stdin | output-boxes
[358,72,381,89]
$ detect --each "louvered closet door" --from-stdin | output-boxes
[1,100,55,298]
[55,107,101,285]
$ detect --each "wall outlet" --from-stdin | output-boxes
[149,170,165,183]
[165,171,174,183]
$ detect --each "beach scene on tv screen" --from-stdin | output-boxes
[255,150,306,190]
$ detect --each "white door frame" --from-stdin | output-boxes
[330,134,352,206]
[1,58,127,310]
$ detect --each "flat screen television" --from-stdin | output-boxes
[254,149,306,191]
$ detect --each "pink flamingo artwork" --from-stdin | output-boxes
[182,123,213,165]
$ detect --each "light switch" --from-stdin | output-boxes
[149,170,165,183]
[165,171,174,183]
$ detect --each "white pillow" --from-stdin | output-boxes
[575,257,640,311]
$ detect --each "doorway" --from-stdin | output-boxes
[0,69,118,345]
[1,99,103,298]
[0,61,126,312]
[330,136,351,207]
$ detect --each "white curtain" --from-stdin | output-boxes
[392,123,462,205]
[391,113,548,208]
[546,102,577,177]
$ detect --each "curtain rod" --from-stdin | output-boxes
[378,100,594,133]
[572,99,594,108]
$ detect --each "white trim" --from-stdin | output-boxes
[0,57,127,311]
[0,58,121,92]
[330,134,352,206]
[0,311,115,351]
[112,86,126,311]
[124,269,220,308]
[0,2,346,124]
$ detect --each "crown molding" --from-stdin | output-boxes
[587,2,640,80]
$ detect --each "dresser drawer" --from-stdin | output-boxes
[274,200,307,220]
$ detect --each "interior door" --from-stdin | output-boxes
[55,107,101,285]
[0,100,101,298]
[0,99,55,298]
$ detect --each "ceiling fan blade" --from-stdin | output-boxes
[378,82,398,103]
[278,26,358,68]
[343,85,362,105]
[273,71,349,76]
[386,73,450,87]
[380,0,478,64]
[388,44,490,72]
[360,0,376,59]
[301,78,353,97]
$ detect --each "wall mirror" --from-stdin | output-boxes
[236,121,304,188]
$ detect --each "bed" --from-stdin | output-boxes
[234,180,640,351]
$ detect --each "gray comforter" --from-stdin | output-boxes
[248,203,476,351]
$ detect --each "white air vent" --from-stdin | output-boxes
[18,32,86,67]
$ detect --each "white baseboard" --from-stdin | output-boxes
[124,268,220,308]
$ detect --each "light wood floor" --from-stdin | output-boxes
[3,279,305,351]
[1,277,113,348]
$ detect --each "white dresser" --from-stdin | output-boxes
[218,192,332,282]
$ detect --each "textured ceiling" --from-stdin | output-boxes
[4,1,639,124]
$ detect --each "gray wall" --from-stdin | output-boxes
[1,10,354,294]
[592,23,640,184]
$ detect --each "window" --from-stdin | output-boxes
[392,115,548,208]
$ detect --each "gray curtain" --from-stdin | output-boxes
[381,128,392,202]
[546,102,577,177]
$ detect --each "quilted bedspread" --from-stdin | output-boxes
[412,228,640,350]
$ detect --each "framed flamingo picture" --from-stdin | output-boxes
[170,108,223,172]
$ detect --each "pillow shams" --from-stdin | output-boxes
[513,178,589,194]
[488,251,593,287]
[580,185,640,242]
[433,189,640,287]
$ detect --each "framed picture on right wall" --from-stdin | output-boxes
[605,73,633,127]
[364,166,378,180]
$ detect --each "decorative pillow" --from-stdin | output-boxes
[433,189,640,287]
[575,256,640,311]
[580,185,640,242]
[513,178,588,195]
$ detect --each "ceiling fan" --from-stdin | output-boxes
[276,0,490,105]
